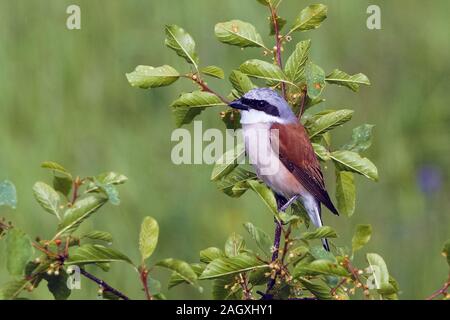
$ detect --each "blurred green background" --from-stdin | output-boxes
[0,0,449,300]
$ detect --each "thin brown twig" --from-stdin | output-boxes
[239,273,252,300]
[139,266,153,300]
[183,74,230,105]
[70,177,82,205]
[269,3,286,99]
[426,275,450,300]
[298,88,308,120]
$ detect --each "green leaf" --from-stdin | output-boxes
[290,4,328,33]
[94,172,128,186]
[46,271,71,300]
[366,253,390,289]
[5,228,34,276]
[82,230,113,243]
[352,224,372,253]
[201,65,225,79]
[225,233,245,257]
[306,109,354,138]
[139,216,159,263]
[200,247,226,264]
[215,167,256,198]
[215,20,266,48]
[156,258,198,285]
[247,180,278,216]
[0,180,17,209]
[199,254,269,280]
[53,175,72,197]
[239,59,292,85]
[221,109,242,130]
[229,70,257,95]
[285,40,311,83]
[126,65,180,89]
[269,15,287,36]
[146,277,162,296]
[56,195,107,238]
[298,278,332,300]
[67,244,134,266]
[301,226,337,240]
[32,182,61,218]
[305,61,326,99]
[442,240,450,266]
[211,144,246,181]
[343,124,375,153]
[171,91,226,127]
[335,170,356,217]
[0,279,29,300]
[243,222,272,255]
[164,25,199,69]
[295,259,349,277]
[41,161,71,177]
[168,263,204,289]
[312,143,330,161]
[330,150,379,181]
[326,69,370,92]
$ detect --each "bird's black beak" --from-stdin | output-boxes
[229,98,249,111]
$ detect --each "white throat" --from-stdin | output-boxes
[240,109,286,125]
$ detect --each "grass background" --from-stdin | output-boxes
[0,0,449,299]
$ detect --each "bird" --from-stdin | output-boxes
[229,87,339,251]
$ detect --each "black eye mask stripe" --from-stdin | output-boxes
[240,98,280,117]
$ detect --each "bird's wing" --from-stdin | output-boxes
[270,123,339,216]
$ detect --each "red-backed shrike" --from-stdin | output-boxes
[229,88,339,251]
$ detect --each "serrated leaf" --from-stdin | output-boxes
[239,59,292,85]
[290,4,328,33]
[301,226,337,240]
[164,25,199,69]
[211,144,246,181]
[326,69,370,92]
[330,150,378,181]
[442,240,450,266]
[126,65,180,89]
[305,61,326,99]
[6,228,34,276]
[82,230,113,243]
[215,20,266,48]
[295,259,349,277]
[335,170,356,217]
[156,259,197,285]
[171,91,226,127]
[243,222,271,255]
[343,124,375,153]
[285,40,311,83]
[168,263,204,289]
[229,70,257,96]
[312,143,330,161]
[0,180,17,209]
[352,224,372,253]
[298,278,332,300]
[306,109,354,138]
[32,182,61,218]
[215,167,256,198]
[56,195,107,238]
[0,279,29,300]
[199,254,268,280]
[225,233,245,257]
[66,244,134,266]
[200,247,226,264]
[247,180,278,216]
[366,253,390,289]
[139,216,159,263]
[201,65,225,79]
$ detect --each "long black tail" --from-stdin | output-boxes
[321,238,330,251]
